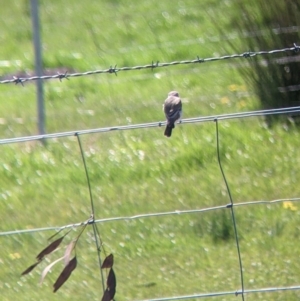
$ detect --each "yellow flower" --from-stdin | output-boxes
[220,96,230,104]
[9,252,21,260]
[228,84,238,92]
[240,85,247,91]
[237,100,247,108]
[283,201,297,211]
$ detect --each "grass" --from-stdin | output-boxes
[1,1,300,301]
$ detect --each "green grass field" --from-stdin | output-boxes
[1,1,300,301]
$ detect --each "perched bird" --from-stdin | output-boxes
[163,91,182,137]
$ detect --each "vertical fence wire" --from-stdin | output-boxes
[76,133,105,292]
[215,118,245,300]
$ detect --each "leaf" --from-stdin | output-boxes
[21,261,41,276]
[101,288,116,301]
[101,288,111,301]
[102,268,116,301]
[101,253,114,269]
[36,236,64,260]
[107,268,116,290]
[39,256,64,285]
[53,256,77,293]
[109,288,116,300]
[64,240,76,266]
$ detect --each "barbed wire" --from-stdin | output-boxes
[0,105,299,145]
[0,44,299,85]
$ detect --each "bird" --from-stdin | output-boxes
[163,91,182,137]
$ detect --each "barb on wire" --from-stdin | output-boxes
[0,45,299,84]
[151,60,159,71]
[57,71,69,82]
[242,51,253,58]
[293,43,300,52]
[196,56,204,63]
[13,76,24,86]
[108,65,118,76]
[215,118,245,301]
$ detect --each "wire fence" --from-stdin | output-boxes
[1,104,300,300]
[0,105,300,145]
[1,40,300,300]
[2,197,300,237]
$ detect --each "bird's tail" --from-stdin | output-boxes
[164,124,174,137]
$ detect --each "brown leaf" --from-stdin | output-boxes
[36,236,64,260]
[109,288,116,300]
[107,268,116,290]
[53,256,77,293]
[101,288,111,301]
[39,256,64,285]
[101,288,116,301]
[101,253,114,269]
[21,261,41,276]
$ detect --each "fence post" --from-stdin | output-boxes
[30,0,45,138]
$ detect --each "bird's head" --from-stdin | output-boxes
[168,91,179,97]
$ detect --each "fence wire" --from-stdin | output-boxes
[1,106,300,299]
[2,197,300,237]
[215,118,245,300]
[1,46,300,300]
[0,105,299,145]
[0,44,299,85]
